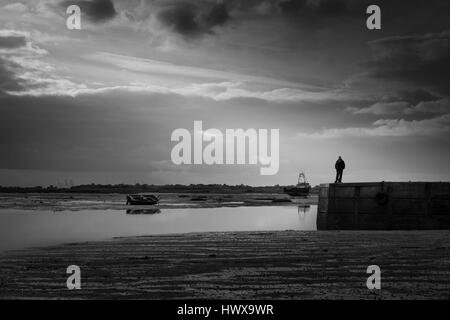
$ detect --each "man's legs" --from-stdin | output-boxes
[337,170,343,183]
[335,170,339,183]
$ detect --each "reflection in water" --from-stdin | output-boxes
[0,205,317,252]
[126,208,161,215]
[297,205,310,216]
[297,205,310,225]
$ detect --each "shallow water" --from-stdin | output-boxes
[0,205,316,252]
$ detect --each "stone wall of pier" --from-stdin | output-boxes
[318,182,450,230]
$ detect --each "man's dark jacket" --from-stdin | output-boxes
[335,159,345,171]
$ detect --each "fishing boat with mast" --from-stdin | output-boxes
[284,172,311,197]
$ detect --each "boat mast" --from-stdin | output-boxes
[298,171,307,185]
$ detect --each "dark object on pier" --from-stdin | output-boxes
[318,182,450,230]
[126,194,159,205]
[284,172,311,197]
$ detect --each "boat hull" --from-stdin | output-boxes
[126,195,159,205]
[284,186,310,197]
[126,199,159,205]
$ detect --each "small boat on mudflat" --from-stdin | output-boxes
[126,194,159,205]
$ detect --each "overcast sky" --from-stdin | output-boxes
[0,0,449,187]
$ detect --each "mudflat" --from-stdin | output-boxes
[0,230,449,299]
[0,193,316,211]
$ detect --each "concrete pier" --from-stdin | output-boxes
[318,182,450,230]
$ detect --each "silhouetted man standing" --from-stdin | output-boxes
[335,156,345,183]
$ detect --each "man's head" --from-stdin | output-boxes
[338,156,342,160]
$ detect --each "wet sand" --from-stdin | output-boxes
[1,230,449,299]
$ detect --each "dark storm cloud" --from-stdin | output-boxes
[157,1,230,38]
[278,0,307,16]
[204,2,229,26]
[0,35,27,95]
[395,89,439,106]
[115,0,450,41]
[0,35,26,49]
[61,0,117,22]
[277,0,360,18]
[374,89,440,107]
[154,0,355,37]
[0,60,22,95]
[269,0,450,33]
[362,31,450,94]
[345,88,445,116]
[314,0,349,14]
[230,0,351,15]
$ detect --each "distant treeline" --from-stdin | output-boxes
[0,183,320,194]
